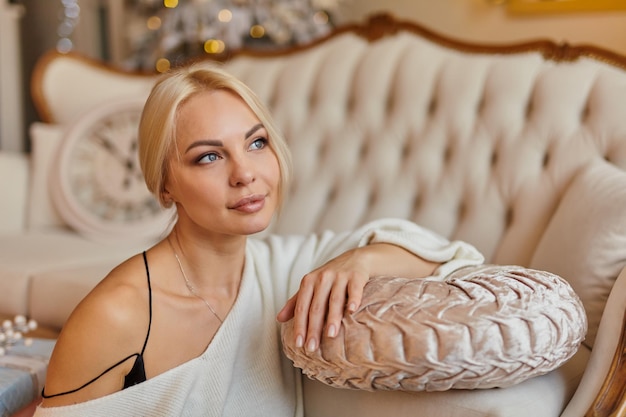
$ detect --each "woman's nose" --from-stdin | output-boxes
[229,156,255,186]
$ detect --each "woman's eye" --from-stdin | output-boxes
[197,152,220,164]
[250,138,268,150]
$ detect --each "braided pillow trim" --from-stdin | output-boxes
[281,264,587,392]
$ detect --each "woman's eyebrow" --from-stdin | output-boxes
[185,139,223,153]
[245,123,264,139]
[184,123,265,153]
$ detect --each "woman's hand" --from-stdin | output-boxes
[276,247,369,352]
[276,243,440,352]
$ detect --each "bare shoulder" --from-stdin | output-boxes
[42,252,151,406]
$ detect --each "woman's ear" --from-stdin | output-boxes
[162,189,174,205]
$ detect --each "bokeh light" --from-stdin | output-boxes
[218,9,232,22]
[56,38,73,53]
[313,11,329,25]
[249,25,265,38]
[204,39,226,54]
[147,16,162,31]
[155,58,171,73]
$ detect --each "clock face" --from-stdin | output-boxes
[51,98,173,243]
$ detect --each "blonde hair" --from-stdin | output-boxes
[138,61,292,209]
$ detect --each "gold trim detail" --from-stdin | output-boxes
[508,0,626,14]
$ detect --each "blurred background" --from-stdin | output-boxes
[2,0,626,152]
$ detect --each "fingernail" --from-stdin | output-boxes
[327,324,337,338]
[296,335,304,348]
[348,303,357,313]
[306,338,317,352]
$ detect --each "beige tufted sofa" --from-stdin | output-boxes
[1,13,626,417]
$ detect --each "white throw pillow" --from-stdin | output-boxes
[530,161,626,348]
[27,122,67,230]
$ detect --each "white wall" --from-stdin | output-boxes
[336,0,626,56]
[0,1,25,152]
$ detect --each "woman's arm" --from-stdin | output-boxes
[276,242,439,353]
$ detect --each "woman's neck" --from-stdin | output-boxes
[168,225,246,297]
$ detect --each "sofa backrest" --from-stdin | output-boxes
[31,52,157,125]
[31,13,626,269]
[222,15,626,268]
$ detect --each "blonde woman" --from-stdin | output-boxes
[35,62,483,416]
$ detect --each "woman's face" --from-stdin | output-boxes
[165,89,280,237]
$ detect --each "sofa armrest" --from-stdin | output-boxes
[585,292,626,416]
[0,151,29,232]
[561,266,626,417]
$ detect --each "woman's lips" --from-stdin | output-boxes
[229,195,266,213]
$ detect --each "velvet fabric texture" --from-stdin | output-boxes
[282,264,587,392]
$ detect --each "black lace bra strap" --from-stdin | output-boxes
[140,251,153,355]
[42,353,140,398]
[42,251,154,398]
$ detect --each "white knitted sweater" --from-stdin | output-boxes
[33,219,483,417]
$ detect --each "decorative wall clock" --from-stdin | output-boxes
[51,98,173,243]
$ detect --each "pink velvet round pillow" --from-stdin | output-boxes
[281,264,587,391]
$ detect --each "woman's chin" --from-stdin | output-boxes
[241,217,273,236]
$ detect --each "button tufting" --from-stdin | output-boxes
[444,144,452,164]
[402,139,412,157]
[525,100,533,119]
[491,150,498,166]
[580,104,590,122]
[458,201,467,219]
[428,98,437,115]
[412,193,422,211]
[505,207,514,227]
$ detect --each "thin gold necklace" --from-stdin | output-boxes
[167,237,224,324]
